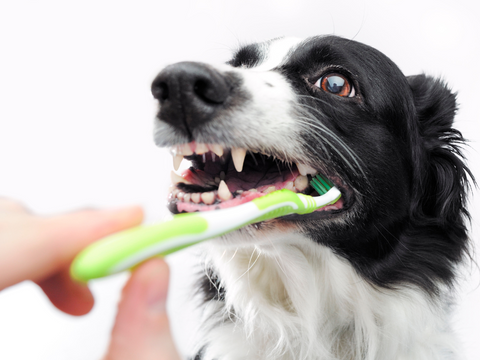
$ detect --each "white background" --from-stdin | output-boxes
[0,0,479,359]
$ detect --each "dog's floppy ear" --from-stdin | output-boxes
[407,74,472,223]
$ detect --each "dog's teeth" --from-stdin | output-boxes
[173,155,183,171]
[294,175,309,191]
[296,163,316,176]
[196,143,208,155]
[201,191,215,205]
[170,188,180,198]
[248,188,258,193]
[175,143,192,156]
[184,143,195,156]
[264,186,276,194]
[218,180,232,201]
[169,146,179,156]
[183,193,191,202]
[177,191,185,201]
[285,181,294,191]
[170,171,192,185]
[191,193,201,204]
[231,147,247,172]
[209,144,224,157]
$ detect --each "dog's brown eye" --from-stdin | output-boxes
[316,73,355,97]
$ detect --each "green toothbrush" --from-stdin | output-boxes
[70,175,340,282]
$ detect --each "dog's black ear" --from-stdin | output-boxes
[407,74,472,223]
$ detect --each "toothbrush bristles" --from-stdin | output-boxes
[310,174,333,195]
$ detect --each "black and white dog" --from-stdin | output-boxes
[151,36,472,360]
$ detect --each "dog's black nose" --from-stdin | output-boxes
[151,62,230,135]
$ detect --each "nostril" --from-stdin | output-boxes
[193,79,211,102]
[152,81,169,101]
[194,78,227,104]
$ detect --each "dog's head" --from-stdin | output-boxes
[152,35,471,292]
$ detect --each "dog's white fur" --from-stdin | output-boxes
[194,230,458,360]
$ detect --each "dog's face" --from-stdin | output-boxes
[152,36,469,292]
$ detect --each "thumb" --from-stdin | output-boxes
[104,258,182,360]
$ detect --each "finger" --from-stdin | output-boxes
[0,197,29,213]
[104,258,182,360]
[35,267,94,316]
[0,205,144,289]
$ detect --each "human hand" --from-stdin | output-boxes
[0,198,182,360]
[0,197,143,314]
[103,258,182,360]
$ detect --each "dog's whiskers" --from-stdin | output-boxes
[294,96,366,171]
[295,115,367,179]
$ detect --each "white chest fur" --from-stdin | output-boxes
[195,230,459,360]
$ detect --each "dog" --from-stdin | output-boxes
[151,36,472,360]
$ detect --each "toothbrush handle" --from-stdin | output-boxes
[70,189,339,282]
[70,212,209,281]
[70,200,273,282]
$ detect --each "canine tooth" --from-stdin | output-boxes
[264,186,276,194]
[294,175,309,191]
[201,191,215,205]
[173,154,183,171]
[181,143,193,156]
[209,144,224,157]
[191,193,201,204]
[170,171,192,185]
[183,193,191,202]
[196,143,208,155]
[231,147,247,172]
[285,181,294,191]
[296,163,316,176]
[218,180,232,201]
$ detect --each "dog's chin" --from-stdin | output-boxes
[166,142,355,229]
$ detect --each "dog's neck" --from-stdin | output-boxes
[195,230,456,360]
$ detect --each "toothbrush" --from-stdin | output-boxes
[70,175,341,282]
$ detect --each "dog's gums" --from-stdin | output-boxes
[168,141,345,214]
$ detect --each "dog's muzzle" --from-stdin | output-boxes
[151,62,230,136]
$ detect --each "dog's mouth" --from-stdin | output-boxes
[167,141,348,216]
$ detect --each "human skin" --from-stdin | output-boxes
[0,198,181,360]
